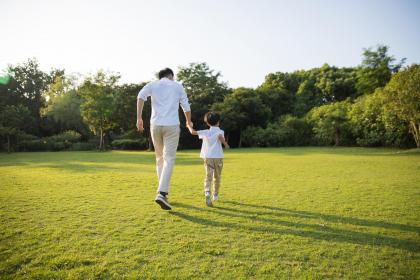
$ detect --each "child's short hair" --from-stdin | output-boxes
[204,111,220,126]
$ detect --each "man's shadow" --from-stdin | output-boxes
[222,201,420,233]
[170,201,420,253]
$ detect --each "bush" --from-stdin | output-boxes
[22,139,52,151]
[52,141,67,151]
[46,131,81,151]
[18,133,38,142]
[242,116,313,147]
[280,115,313,146]
[19,131,88,151]
[48,130,82,143]
[349,90,415,148]
[111,138,147,150]
[114,129,144,140]
[21,139,95,152]
[306,100,354,146]
[5,132,38,152]
[71,142,96,151]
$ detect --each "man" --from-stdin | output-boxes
[137,68,192,210]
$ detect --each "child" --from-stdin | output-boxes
[187,112,230,207]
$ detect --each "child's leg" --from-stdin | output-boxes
[212,159,223,196]
[204,159,214,195]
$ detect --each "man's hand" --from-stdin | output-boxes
[137,119,144,133]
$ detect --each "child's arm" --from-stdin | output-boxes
[187,125,198,135]
[218,134,230,149]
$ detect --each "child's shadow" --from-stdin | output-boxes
[170,202,420,253]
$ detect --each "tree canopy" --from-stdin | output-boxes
[1,45,418,152]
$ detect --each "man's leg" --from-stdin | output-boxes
[157,125,180,194]
[150,126,164,182]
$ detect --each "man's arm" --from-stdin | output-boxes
[184,111,193,129]
[137,98,145,133]
[137,82,152,133]
[218,134,230,149]
[179,84,193,128]
[187,125,198,135]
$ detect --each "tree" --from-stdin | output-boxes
[294,78,322,116]
[78,71,119,150]
[6,59,59,135]
[258,66,358,119]
[112,83,147,133]
[111,83,152,149]
[258,71,301,119]
[348,88,410,148]
[314,64,358,102]
[42,75,88,136]
[213,87,271,147]
[0,69,11,85]
[383,65,420,148]
[348,91,386,146]
[177,62,229,108]
[307,100,352,146]
[177,62,230,147]
[356,45,405,95]
[0,105,32,152]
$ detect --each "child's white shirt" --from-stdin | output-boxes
[197,126,224,159]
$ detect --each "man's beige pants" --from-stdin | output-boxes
[203,158,223,196]
[151,125,180,194]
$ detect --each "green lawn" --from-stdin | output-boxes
[0,148,419,279]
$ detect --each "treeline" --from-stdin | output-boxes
[0,45,419,152]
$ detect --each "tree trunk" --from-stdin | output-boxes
[99,126,104,150]
[148,133,153,151]
[334,127,340,146]
[238,130,242,148]
[418,123,420,148]
[410,121,420,148]
[7,135,10,153]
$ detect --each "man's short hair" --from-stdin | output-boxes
[204,111,221,126]
[158,68,174,79]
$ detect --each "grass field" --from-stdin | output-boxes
[0,147,419,279]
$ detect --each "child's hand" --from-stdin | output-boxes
[225,144,230,149]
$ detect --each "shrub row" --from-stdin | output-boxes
[111,138,148,150]
[19,131,96,151]
[242,115,313,147]
[2,130,150,152]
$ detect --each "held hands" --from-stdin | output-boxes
[136,119,144,133]
[186,121,198,135]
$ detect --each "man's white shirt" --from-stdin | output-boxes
[138,78,191,126]
[197,127,225,159]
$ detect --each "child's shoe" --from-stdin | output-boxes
[212,195,219,202]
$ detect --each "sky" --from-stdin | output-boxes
[2,0,420,88]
